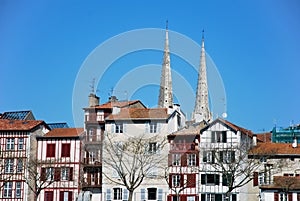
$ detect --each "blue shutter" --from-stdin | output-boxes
[158,189,163,201]
[145,122,149,133]
[157,123,161,133]
[123,123,126,133]
[111,123,115,133]
[123,189,128,200]
[141,189,145,200]
[106,189,111,201]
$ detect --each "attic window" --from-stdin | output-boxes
[22,121,29,124]
[9,121,14,124]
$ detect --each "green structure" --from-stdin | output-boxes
[272,124,300,143]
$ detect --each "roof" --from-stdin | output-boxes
[256,132,272,142]
[86,100,145,110]
[42,128,84,138]
[47,123,69,129]
[168,121,207,137]
[261,176,300,190]
[0,119,45,131]
[249,142,300,155]
[106,108,168,120]
[200,118,253,137]
[0,110,35,120]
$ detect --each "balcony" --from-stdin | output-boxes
[81,181,102,188]
[82,134,102,143]
[86,114,105,123]
[82,158,102,167]
[170,143,198,152]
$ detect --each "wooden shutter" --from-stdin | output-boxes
[168,154,172,166]
[196,152,199,165]
[47,144,55,157]
[253,172,258,186]
[180,174,184,187]
[274,192,279,201]
[68,191,72,201]
[187,174,196,187]
[169,175,172,188]
[61,144,70,157]
[201,174,205,184]
[288,193,292,201]
[54,168,61,181]
[41,168,46,181]
[215,174,220,185]
[69,167,73,181]
[59,191,64,201]
[181,154,187,166]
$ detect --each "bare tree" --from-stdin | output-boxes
[200,140,265,200]
[24,158,59,201]
[102,132,167,201]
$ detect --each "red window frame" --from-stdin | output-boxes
[46,144,56,157]
[61,143,71,157]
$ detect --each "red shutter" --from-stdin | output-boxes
[168,154,172,166]
[169,174,172,188]
[180,174,184,187]
[181,154,187,166]
[87,173,91,184]
[45,191,54,201]
[196,152,199,166]
[274,193,279,201]
[59,191,64,201]
[61,144,70,157]
[288,193,292,201]
[181,195,187,201]
[68,191,73,201]
[41,168,46,181]
[54,168,61,181]
[69,167,73,181]
[167,195,172,201]
[253,172,258,186]
[187,174,196,187]
[46,144,55,157]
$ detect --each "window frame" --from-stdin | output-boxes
[187,154,196,166]
[46,167,54,181]
[5,158,14,173]
[3,182,12,198]
[172,154,181,166]
[18,138,24,150]
[61,143,71,157]
[17,158,23,173]
[172,175,181,187]
[61,167,70,181]
[147,188,157,200]
[149,122,157,133]
[115,123,123,133]
[15,182,22,198]
[113,188,122,200]
[6,138,14,150]
[46,144,56,158]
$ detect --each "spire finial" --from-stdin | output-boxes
[166,20,168,30]
[202,29,205,40]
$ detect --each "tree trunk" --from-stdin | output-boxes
[128,190,134,201]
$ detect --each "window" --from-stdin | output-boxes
[113,188,122,200]
[106,189,111,201]
[16,182,21,198]
[172,154,181,166]
[61,167,70,181]
[46,167,54,180]
[150,123,157,133]
[45,191,54,201]
[141,189,145,200]
[61,143,70,157]
[279,193,288,201]
[222,174,232,186]
[187,196,195,201]
[158,189,163,201]
[258,172,265,185]
[5,159,14,173]
[201,194,222,201]
[6,138,14,150]
[60,191,72,201]
[203,151,215,163]
[148,142,157,154]
[147,166,158,178]
[211,131,227,143]
[147,188,157,200]
[115,123,123,133]
[18,138,24,150]
[220,151,235,163]
[172,175,181,187]
[201,174,220,185]
[3,182,12,198]
[46,144,56,157]
[17,159,23,173]
[187,154,196,166]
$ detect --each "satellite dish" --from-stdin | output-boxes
[222,113,228,118]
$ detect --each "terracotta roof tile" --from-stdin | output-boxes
[168,121,207,137]
[106,108,168,120]
[43,128,84,137]
[250,142,300,155]
[261,176,300,190]
[0,119,45,131]
[256,132,272,142]
[89,100,143,109]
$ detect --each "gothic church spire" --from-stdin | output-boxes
[158,21,173,108]
[192,31,211,122]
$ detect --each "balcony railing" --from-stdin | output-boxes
[82,134,102,142]
[82,158,102,166]
[86,114,105,123]
[170,143,198,151]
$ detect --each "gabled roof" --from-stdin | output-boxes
[168,121,207,137]
[106,108,168,120]
[200,118,253,137]
[249,142,300,155]
[42,128,84,138]
[0,119,46,131]
[85,100,146,110]
[256,132,272,142]
[261,176,300,190]
[0,110,35,120]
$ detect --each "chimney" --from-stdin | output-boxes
[88,93,100,107]
[253,134,257,146]
[292,137,297,148]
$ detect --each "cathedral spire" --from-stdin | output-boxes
[158,21,173,108]
[192,31,211,122]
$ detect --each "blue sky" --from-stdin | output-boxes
[0,0,299,132]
